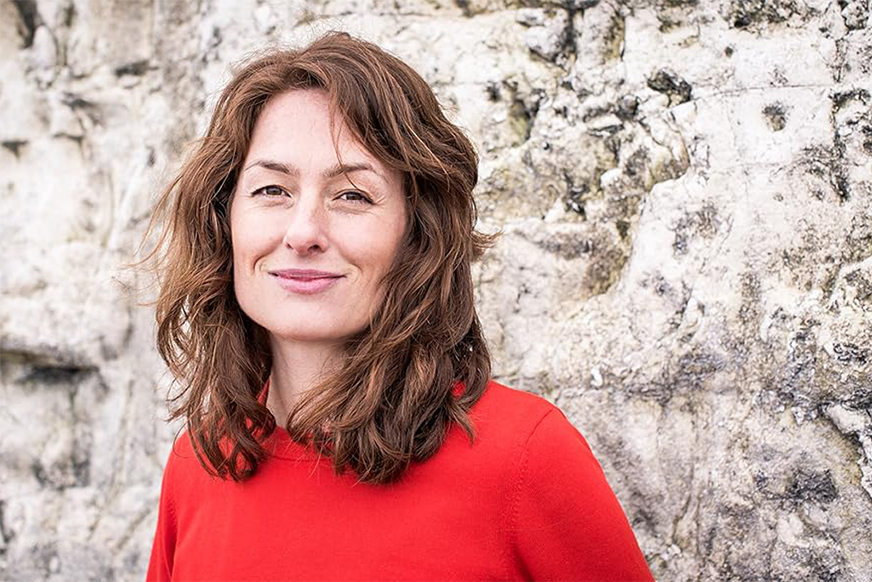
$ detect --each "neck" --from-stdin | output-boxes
[267,337,344,425]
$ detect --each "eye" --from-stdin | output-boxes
[337,190,372,204]
[251,185,288,197]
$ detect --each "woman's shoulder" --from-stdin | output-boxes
[472,379,575,430]
[462,379,591,458]
[472,383,654,581]
[475,379,559,410]
[159,430,211,487]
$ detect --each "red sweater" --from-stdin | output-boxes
[146,381,653,581]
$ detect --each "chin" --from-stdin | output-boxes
[267,323,358,345]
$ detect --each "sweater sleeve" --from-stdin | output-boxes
[510,408,654,582]
[145,445,179,582]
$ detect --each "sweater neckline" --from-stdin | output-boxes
[257,380,328,462]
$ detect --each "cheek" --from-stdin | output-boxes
[230,211,279,273]
[230,229,251,279]
[354,219,406,278]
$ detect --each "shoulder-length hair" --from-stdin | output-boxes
[146,31,493,484]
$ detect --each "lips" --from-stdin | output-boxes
[269,269,344,295]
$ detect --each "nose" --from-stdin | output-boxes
[282,195,329,255]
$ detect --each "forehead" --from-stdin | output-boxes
[247,89,374,166]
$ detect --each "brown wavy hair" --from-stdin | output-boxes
[144,31,494,484]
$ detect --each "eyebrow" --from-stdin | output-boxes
[243,159,385,182]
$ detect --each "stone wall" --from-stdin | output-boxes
[1,0,870,580]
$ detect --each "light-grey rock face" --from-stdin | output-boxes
[1,0,870,580]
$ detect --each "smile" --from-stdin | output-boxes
[269,269,344,295]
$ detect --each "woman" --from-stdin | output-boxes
[145,31,654,581]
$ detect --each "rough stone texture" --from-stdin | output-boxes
[1,0,870,580]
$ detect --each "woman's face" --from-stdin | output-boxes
[229,89,407,347]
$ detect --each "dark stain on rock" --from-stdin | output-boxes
[22,365,97,385]
[628,500,657,534]
[562,160,609,218]
[615,94,639,121]
[0,499,13,554]
[582,103,614,123]
[718,511,847,582]
[753,470,769,491]
[454,0,472,17]
[114,59,150,77]
[857,44,872,76]
[62,93,95,111]
[11,0,39,49]
[30,448,91,490]
[675,349,723,387]
[798,145,850,202]
[30,542,60,578]
[533,232,595,260]
[845,386,872,411]
[72,454,91,488]
[724,45,734,56]
[727,0,802,29]
[207,26,223,52]
[565,182,589,216]
[31,460,52,488]
[832,88,870,110]
[575,0,602,10]
[673,232,689,255]
[656,13,681,32]
[763,103,787,131]
[634,347,723,403]
[837,0,869,30]
[832,342,868,365]
[785,469,838,503]
[600,6,626,61]
[844,268,872,303]
[655,0,700,32]
[1,139,28,158]
[562,4,579,59]
[650,151,690,186]
[60,1,76,27]
[584,238,627,296]
[825,90,868,202]
[861,124,872,155]
[738,272,762,326]
[810,554,843,582]
[846,212,872,262]
[832,168,850,203]
[776,318,821,401]
[505,85,541,144]
[701,519,718,556]
[61,92,103,126]
[650,273,675,297]
[616,219,630,239]
[672,203,719,256]
[623,147,650,178]
[712,501,757,545]
[647,68,692,105]
[485,81,501,102]
[1,344,92,371]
